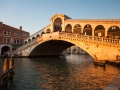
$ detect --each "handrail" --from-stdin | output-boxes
[17,32,120,51]
[59,33,120,44]
[17,36,43,51]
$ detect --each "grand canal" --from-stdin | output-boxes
[0,54,120,90]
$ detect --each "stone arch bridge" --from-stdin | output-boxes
[17,14,120,61]
[17,32,120,61]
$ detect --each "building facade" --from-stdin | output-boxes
[0,22,29,55]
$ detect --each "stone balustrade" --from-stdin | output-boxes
[17,32,120,51]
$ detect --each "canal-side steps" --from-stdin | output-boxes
[102,73,120,90]
[0,57,15,90]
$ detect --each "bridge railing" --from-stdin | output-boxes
[18,32,120,51]
[17,36,43,51]
[59,33,120,44]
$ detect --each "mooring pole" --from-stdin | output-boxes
[9,56,14,80]
[3,58,9,88]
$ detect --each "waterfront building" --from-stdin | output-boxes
[0,22,29,55]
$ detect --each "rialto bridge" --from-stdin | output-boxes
[17,14,120,61]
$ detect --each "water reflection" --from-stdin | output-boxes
[0,54,119,90]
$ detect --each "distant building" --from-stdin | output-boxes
[0,22,30,55]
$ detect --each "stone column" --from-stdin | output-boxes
[92,25,95,36]
[62,18,65,32]
[105,26,109,37]
[50,21,54,32]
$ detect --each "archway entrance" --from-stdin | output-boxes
[73,24,81,34]
[46,28,51,33]
[1,46,10,55]
[107,26,120,39]
[83,24,92,35]
[94,25,105,37]
[53,18,62,32]
[65,24,72,33]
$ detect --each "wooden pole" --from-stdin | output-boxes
[9,56,14,80]
[3,58,9,88]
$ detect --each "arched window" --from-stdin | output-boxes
[36,34,40,38]
[83,24,92,35]
[53,18,62,32]
[46,29,51,33]
[28,39,31,42]
[32,37,35,41]
[107,26,120,38]
[73,24,81,34]
[94,25,105,37]
[65,24,72,33]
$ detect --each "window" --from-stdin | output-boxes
[87,25,89,27]
[7,39,9,43]
[23,33,28,37]
[14,32,19,36]
[3,38,10,43]
[14,40,16,43]
[114,26,116,29]
[17,40,19,43]
[14,40,20,44]
[4,39,6,43]
[112,26,116,29]
[4,30,10,35]
[4,31,6,34]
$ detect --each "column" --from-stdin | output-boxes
[50,21,54,32]
[62,19,65,32]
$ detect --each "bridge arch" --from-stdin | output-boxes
[41,31,45,36]
[65,24,72,33]
[24,41,27,44]
[36,34,40,38]
[32,37,36,41]
[53,17,62,32]
[28,39,31,43]
[94,25,105,37]
[73,24,82,34]
[107,25,120,38]
[46,28,51,33]
[28,39,97,60]
[83,24,92,35]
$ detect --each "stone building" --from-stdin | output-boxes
[0,22,29,55]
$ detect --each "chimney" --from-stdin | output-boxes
[0,22,3,27]
[20,26,22,30]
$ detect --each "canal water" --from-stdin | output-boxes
[0,54,120,90]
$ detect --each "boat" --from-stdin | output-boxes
[93,60,106,66]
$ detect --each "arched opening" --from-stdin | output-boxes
[73,24,81,34]
[65,24,72,33]
[28,39,31,43]
[46,29,51,33]
[53,18,62,32]
[1,46,10,55]
[107,26,120,39]
[32,37,36,41]
[41,32,45,36]
[24,41,27,44]
[36,34,40,38]
[28,39,96,60]
[94,25,105,37]
[83,24,92,35]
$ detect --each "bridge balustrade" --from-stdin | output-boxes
[18,36,42,51]
[18,32,120,52]
[61,33,120,44]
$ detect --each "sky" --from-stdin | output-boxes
[0,0,120,35]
